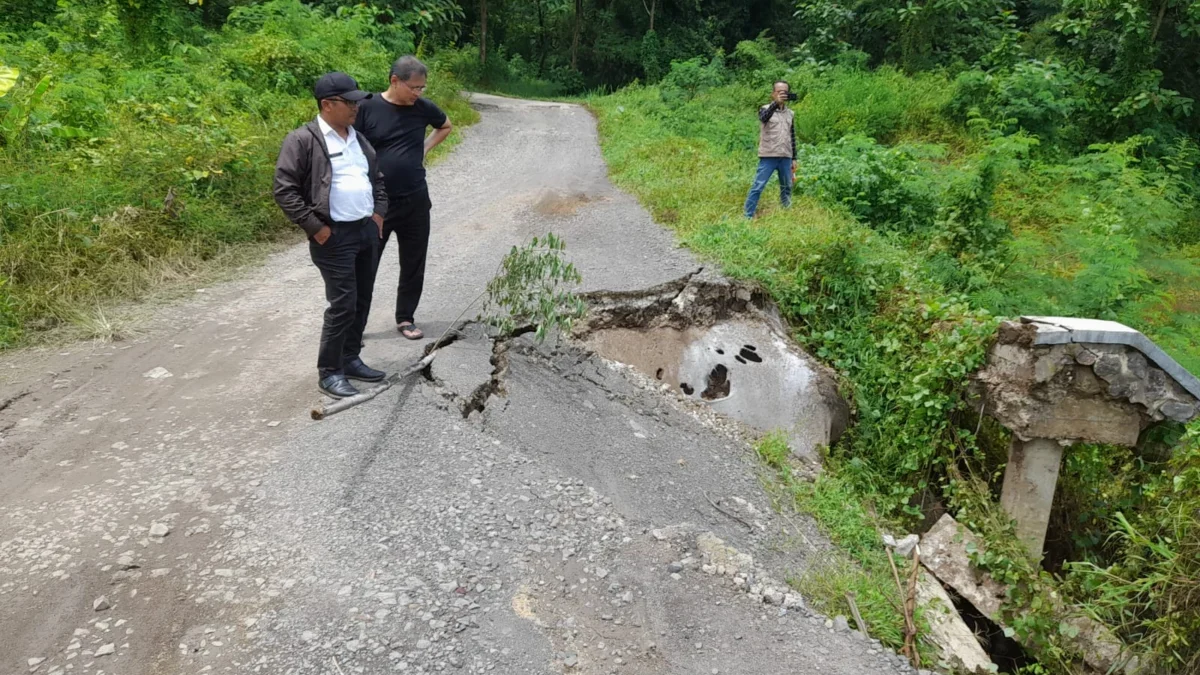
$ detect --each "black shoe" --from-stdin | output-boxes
[318,374,360,399]
[344,357,386,383]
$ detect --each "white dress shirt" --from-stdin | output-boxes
[317,116,375,223]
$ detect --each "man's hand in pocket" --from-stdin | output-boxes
[313,225,332,245]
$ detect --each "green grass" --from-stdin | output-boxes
[756,433,921,658]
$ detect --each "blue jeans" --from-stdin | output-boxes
[743,157,793,218]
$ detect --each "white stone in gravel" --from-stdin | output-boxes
[93,595,111,611]
[143,367,173,379]
[28,657,46,667]
[96,643,115,657]
[149,523,171,538]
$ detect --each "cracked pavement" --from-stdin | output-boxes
[0,93,916,674]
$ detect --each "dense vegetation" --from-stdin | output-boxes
[0,0,475,345]
[4,0,1200,672]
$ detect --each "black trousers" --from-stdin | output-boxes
[310,218,379,378]
[377,188,432,325]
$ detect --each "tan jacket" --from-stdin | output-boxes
[757,103,796,159]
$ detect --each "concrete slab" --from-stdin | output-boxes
[587,319,846,466]
[677,320,838,461]
[431,338,494,400]
[1022,316,1200,400]
[916,572,995,673]
[922,515,1133,673]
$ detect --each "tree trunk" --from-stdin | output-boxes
[643,0,656,32]
[480,0,488,67]
[536,0,547,76]
[571,0,582,70]
[1150,0,1169,43]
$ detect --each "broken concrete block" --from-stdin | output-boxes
[429,330,495,398]
[922,515,1137,674]
[580,269,849,468]
[915,572,995,674]
[974,319,1199,560]
[921,515,1007,619]
[976,321,1199,446]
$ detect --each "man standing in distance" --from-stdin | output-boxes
[355,56,453,341]
[274,72,389,399]
[743,80,798,219]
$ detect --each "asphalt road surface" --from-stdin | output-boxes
[0,94,916,675]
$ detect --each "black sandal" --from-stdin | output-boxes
[398,323,424,340]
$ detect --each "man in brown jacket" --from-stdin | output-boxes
[743,80,798,219]
[274,72,390,399]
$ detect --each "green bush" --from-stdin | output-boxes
[659,54,727,106]
[793,135,941,237]
[949,61,1084,145]
[436,44,571,99]
[789,65,956,144]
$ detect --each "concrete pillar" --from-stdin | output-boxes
[999,437,1065,559]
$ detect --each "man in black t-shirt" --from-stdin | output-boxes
[355,55,453,340]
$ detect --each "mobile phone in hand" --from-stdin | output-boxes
[787,92,799,101]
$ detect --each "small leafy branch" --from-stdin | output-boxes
[478,232,586,342]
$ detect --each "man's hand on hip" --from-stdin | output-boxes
[372,213,384,238]
[313,225,332,246]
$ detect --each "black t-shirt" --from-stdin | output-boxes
[355,96,448,197]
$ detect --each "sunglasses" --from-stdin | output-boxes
[329,97,361,107]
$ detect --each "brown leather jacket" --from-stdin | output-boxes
[273,120,388,237]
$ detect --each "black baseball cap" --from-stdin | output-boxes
[313,72,373,102]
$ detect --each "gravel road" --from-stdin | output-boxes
[0,94,915,675]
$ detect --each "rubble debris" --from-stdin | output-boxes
[922,515,1136,674]
[883,533,920,558]
[915,572,995,674]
